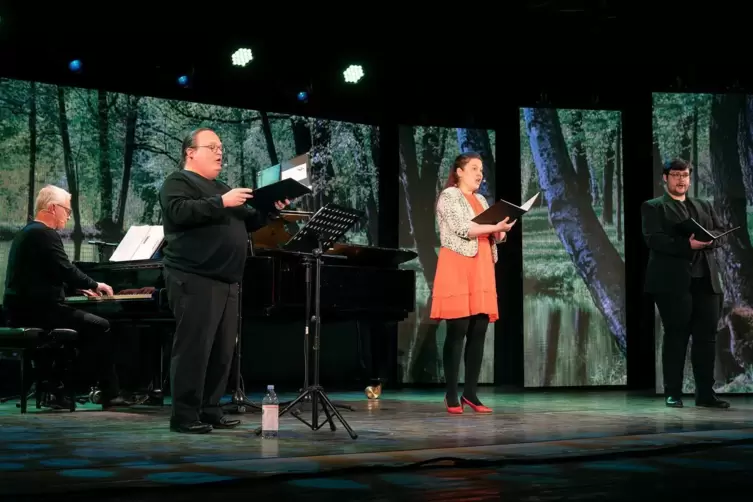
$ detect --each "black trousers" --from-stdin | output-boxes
[4,301,119,398]
[443,314,489,401]
[654,277,721,399]
[164,267,238,424]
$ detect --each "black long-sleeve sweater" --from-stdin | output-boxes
[158,170,273,284]
[3,221,98,306]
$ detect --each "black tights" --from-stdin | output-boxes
[443,314,488,406]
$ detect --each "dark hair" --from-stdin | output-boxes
[663,157,693,176]
[179,127,215,169]
[443,152,483,189]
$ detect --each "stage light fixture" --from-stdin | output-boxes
[177,75,189,87]
[297,91,308,102]
[343,65,364,83]
[231,48,253,67]
[68,60,82,72]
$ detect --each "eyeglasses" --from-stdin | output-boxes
[194,144,223,154]
[668,173,690,179]
[55,204,72,218]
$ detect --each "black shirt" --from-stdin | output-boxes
[3,221,98,307]
[676,199,709,278]
[158,170,271,284]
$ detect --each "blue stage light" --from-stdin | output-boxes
[68,60,82,72]
[177,75,189,86]
[297,91,308,102]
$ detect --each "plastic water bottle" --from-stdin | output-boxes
[261,385,279,438]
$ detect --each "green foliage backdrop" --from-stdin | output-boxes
[0,78,380,300]
[520,108,626,387]
[397,126,496,384]
[653,92,753,394]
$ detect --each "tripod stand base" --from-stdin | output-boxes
[254,385,358,439]
[222,390,261,414]
[289,391,355,413]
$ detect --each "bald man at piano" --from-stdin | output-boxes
[2,185,129,409]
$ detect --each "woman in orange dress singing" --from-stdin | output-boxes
[431,152,516,414]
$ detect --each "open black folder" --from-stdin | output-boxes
[472,193,540,225]
[675,217,740,243]
[246,178,312,212]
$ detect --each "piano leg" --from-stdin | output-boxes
[150,331,165,405]
[366,320,398,393]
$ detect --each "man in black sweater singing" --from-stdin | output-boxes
[159,128,288,434]
[3,185,126,409]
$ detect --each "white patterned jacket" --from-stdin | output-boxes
[435,186,506,264]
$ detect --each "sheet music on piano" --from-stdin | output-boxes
[109,225,164,262]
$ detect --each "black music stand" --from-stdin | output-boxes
[257,203,364,439]
[223,238,261,414]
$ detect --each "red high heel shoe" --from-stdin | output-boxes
[461,396,492,414]
[445,397,463,414]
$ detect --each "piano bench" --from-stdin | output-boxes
[0,327,79,414]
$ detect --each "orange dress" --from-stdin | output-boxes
[430,193,499,323]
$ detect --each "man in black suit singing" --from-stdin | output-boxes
[641,158,730,409]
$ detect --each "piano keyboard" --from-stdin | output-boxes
[65,294,153,302]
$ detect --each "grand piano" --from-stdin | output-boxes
[67,212,417,400]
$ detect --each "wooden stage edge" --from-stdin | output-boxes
[0,389,751,497]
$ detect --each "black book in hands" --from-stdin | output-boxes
[245,178,312,212]
[472,193,540,225]
[675,217,740,243]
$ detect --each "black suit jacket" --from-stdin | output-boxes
[641,192,724,294]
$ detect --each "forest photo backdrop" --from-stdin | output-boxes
[0,77,380,299]
[652,92,753,393]
[397,125,496,384]
[520,107,626,387]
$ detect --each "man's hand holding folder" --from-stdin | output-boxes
[243,178,312,212]
[675,217,741,248]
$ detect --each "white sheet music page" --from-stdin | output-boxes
[109,226,164,262]
[520,192,540,211]
[109,226,150,262]
[132,226,164,260]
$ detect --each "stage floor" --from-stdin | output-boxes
[1,390,752,499]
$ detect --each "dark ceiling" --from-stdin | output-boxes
[0,2,747,125]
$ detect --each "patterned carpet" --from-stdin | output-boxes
[0,390,751,498]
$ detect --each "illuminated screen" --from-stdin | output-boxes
[652,92,753,394]
[397,125,496,384]
[256,164,281,188]
[520,107,626,387]
[0,78,380,299]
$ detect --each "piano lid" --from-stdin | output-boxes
[251,219,291,250]
[251,211,417,266]
[278,209,313,221]
[324,243,417,267]
[251,210,313,249]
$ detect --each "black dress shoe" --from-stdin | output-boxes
[665,396,684,408]
[201,415,242,429]
[696,395,731,409]
[170,421,213,434]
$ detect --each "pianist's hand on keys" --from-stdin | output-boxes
[81,283,114,297]
[97,282,114,296]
